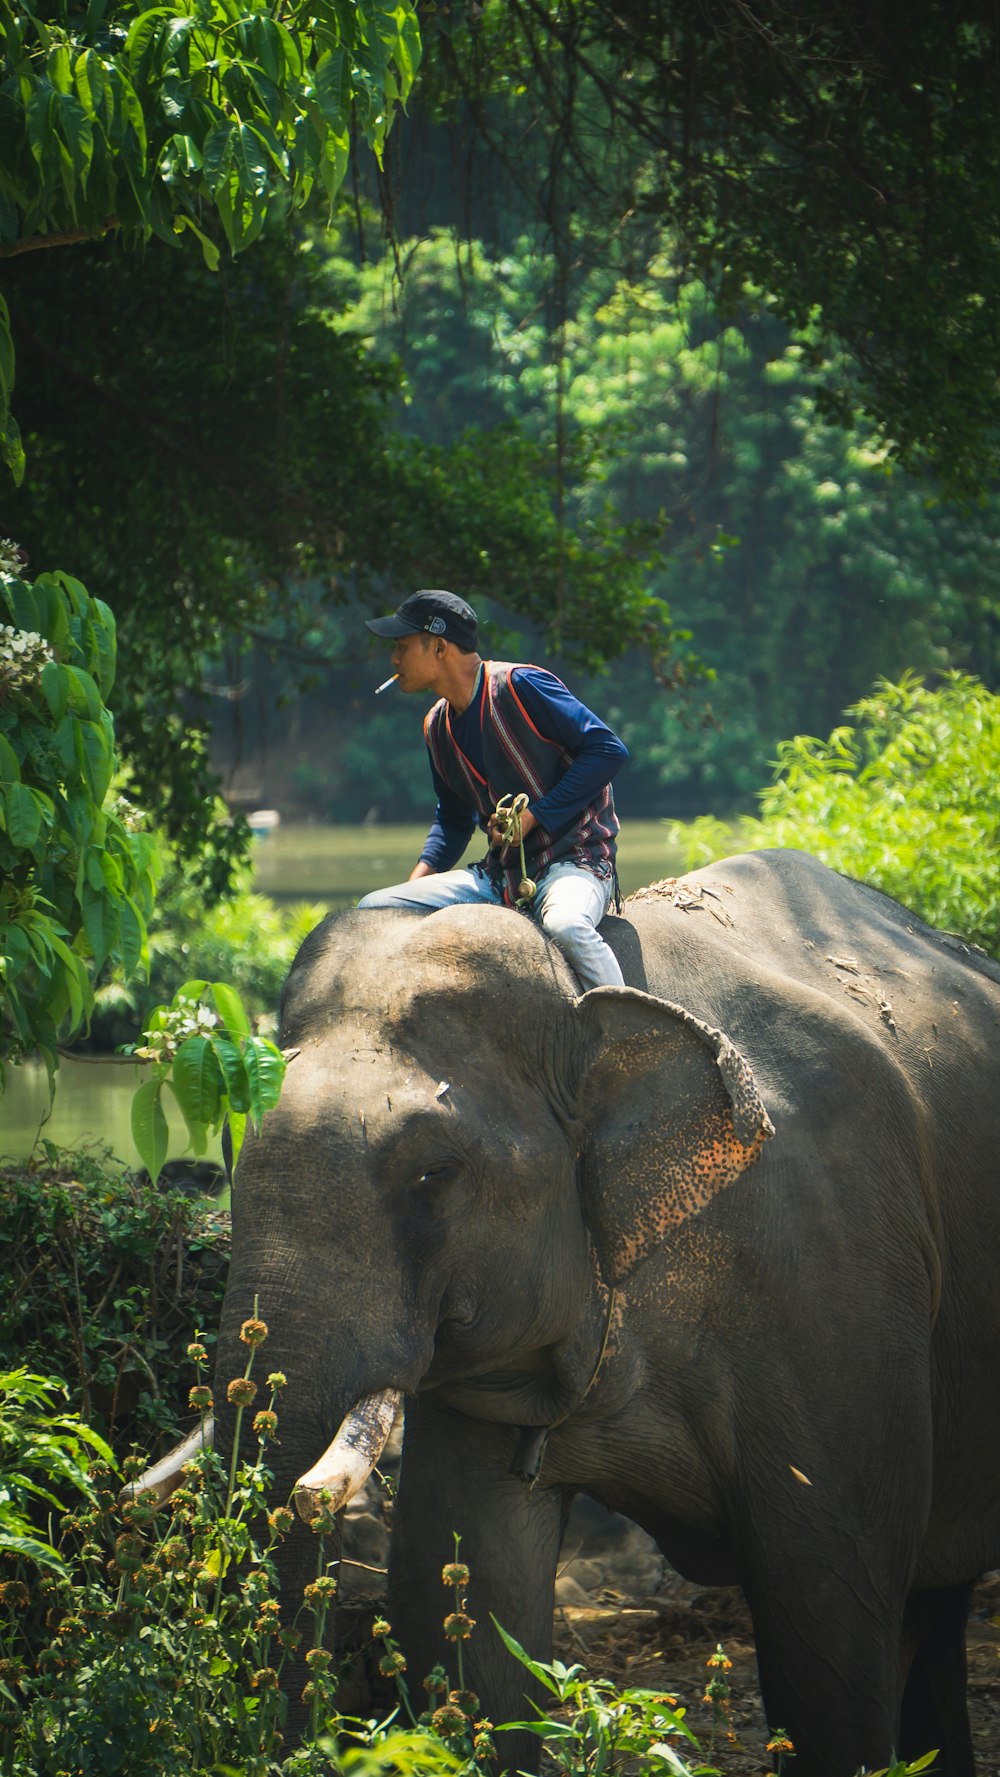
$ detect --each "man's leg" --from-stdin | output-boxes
[531,863,624,991]
[357,865,503,913]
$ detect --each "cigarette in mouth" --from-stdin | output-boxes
[375,674,399,696]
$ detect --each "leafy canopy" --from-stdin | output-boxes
[0,0,420,477]
[676,673,1000,958]
[415,0,1000,495]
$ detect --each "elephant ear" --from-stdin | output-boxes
[572,986,774,1284]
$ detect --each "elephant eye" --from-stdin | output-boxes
[416,1160,459,1190]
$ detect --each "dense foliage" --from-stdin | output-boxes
[90,849,325,1050]
[674,674,1000,958]
[0,0,419,475]
[0,1147,229,1455]
[412,0,1000,496]
[0,551,157,1081]
[5,227,679,871]
[223,232,1000,815]
[0,1341,936,1775]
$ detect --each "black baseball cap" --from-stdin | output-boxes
[366,589,479,648]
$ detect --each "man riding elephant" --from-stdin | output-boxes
[357,589,629,992]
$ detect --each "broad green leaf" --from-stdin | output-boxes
[25,86,58,174]
[40,661,69,722]
[210,980,251,1038]
[81,718,113,804]
[0,580,39,631]
[74,48,109,125]
[47,934,90,1030]
[202,121,234,195]
[242,1036,285,1124]
[81,881,119,971]
[171,1032,224,1130]
[4,783,43,848]
[314,48,351,129]
[1,925,31,976]
[235,121,270,195]
[173,210,220,269]
[0,733,20,781]
[226,1109,247,1174]
[212,1035,251,1113]
[117,896,146,977]
[131,1077,169,1184]
[63,664,102,720]
[55,91,94,189]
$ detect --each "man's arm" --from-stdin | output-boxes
[510,668,628,834]
[413,768,478,877]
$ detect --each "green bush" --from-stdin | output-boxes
[0,551,158,1084]
[672,673,1000,956]
[89,841,326,1052]
[0,1327,940,1777]
[0,1147,229,1458]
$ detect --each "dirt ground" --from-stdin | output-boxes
[552,1573,1000,1775]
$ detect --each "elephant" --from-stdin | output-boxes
[136,848,1000,1775]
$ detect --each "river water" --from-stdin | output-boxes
[2,820,688,1165]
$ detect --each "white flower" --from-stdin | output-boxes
[0,624,54,692]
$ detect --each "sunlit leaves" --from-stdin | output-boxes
[2,0,421,259]
[0,563,159,1084]
[130,983,285,1181]
[675,673,1000,957]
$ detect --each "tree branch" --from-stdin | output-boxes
[0,219,121,258]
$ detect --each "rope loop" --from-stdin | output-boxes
[492,792,537,907]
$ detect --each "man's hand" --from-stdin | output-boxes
[488,806,538,850]
[408,860,435,881]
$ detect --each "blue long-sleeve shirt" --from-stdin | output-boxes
[419,664,628,872]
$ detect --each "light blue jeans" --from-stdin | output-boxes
[357,859,624,991]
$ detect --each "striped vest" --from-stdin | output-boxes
[423,661,619,905]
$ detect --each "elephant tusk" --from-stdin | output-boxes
[294,1388,401,1524]
[117,1415,215,1508]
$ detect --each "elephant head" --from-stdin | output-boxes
[134,903,772,1719]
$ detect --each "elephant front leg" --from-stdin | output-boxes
[389,1394,565,1752]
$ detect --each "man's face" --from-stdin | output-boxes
[391,631,441,693]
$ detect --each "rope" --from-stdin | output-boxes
[510,1285,619,1487]
[492,792,537,907]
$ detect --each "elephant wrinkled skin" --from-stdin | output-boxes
[208,849,1000,1776]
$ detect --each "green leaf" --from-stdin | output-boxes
[0,733,21,781]
[176,978,209,1000]
[1,410,24,485]
[242,1036,285,1126]
[117,895,146,977]
[4,783,43,848]
[40,659,69,721]
[80,717,113,803]
[490,1618,563,1693]
[171,1032,224,1130]
[212,1035,251,1113]
[226,1109,247,1175]
[210,980,251,1038]
[63,664,102,720]
[131,1077,169,1183]
[234,121,269,196]
[47,934,90,1031]
[173,210,221,271]
[81,880,119,971]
